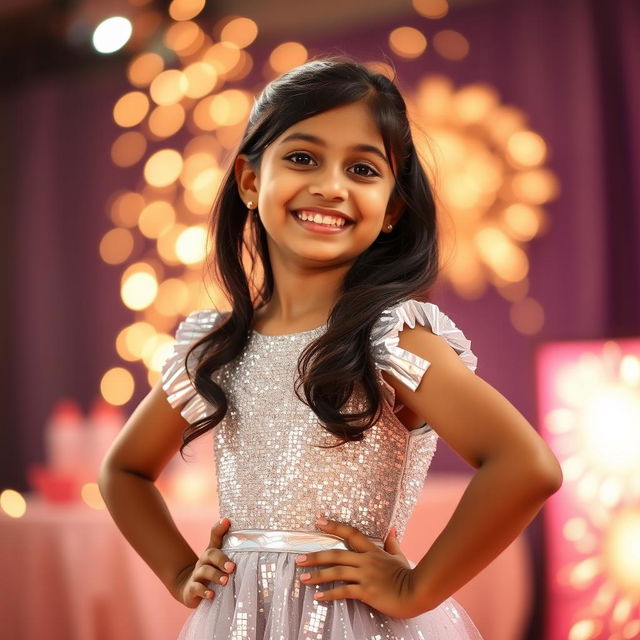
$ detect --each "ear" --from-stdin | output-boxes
[385,191,405,228]
[234,154,259,207]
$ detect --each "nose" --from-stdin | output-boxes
[308,165,348,201]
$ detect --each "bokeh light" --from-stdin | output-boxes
[92,16,133,54]
[100,367,135,405]
[127,52,165,87]
[412,0,449,19]
[220,16,258,48]
[389,27,428,59]
[0,489,27,518]
[269,42,308,74]
[113,91,149,127]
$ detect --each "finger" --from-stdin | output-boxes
[314,518,379,553]
[208,517,231,549]
[299,565,360,587]
[189,577,216,601]
[295,549,362,569]
[384,526,401,553]
[203,548,236,574]
[313,583,361,603]
[194,562,232,586]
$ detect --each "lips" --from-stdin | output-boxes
[290,210,354,225]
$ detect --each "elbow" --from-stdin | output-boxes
[530,451,563,495]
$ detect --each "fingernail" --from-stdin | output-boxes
[220,575,228,585]
[224,561,235,572]
[204,590,213,598]
[219,517,226,525]
[296,554,307,563]
[316,517,328,525]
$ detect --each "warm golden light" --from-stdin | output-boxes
[220,16,258,49]
[149,69,188,106]
[507,130,548,167]
[110,191,145,227]
[225,49,254,82]
[116,322,155,363]
[412,0,449,19]
[169,0,206,22]
[511,168,560,204]
[81,483,106,509]
[111,130,147,167]
[475,226,529,282]
[176,225,207,264]
[113,91,149,128]
[269,42,308,74]
[389,27,428,59]
[208,89,251,126]
[155,278,191,315]
[138,200,176,238]
[144,148,184,187]
[502,203,544,241]
[603,508,640,596]
[100,367,135,406]
[142,333,175,371]
[99,228,135,265]
[163,20,204,54]
[183,61,218,98]
[453,84,499,124]
[581,386,640,474]
[203,41,242,75]
[157,224,186,264]
[121,263,159,310]
[148,103,186,138]
[0,489,26,518]
[433,29,470,60]
[127,51,165,87]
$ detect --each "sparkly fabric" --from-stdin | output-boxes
[161,299,482,639]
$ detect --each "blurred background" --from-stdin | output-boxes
[1,0,639,638]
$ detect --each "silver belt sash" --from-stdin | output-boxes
[221,529,385,553]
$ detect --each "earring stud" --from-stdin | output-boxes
[387,223,393,231]
[246,201,255,209]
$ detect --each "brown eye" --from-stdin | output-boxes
[350,164,379,178]
[285,152,315,165]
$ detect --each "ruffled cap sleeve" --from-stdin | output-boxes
[370,300,478,409]
[161,309,226,424]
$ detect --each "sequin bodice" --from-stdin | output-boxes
[161,300,478,541]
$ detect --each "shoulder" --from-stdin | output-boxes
[370,298,478,392]
[172,308,229,343]
[159,308,229,422]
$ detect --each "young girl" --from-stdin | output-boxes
[100,56,563,639]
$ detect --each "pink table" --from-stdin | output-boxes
[0,474,532,639]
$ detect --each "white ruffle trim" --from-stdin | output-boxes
[160,309,227,424]
[370,300,478,409]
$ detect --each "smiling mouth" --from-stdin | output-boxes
[289,209,354,229]
[289,210,354,229]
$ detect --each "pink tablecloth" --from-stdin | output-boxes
[0,474,532,640]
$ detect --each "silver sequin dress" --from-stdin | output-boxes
[161,299,484,639]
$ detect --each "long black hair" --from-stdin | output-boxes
[178,54,440,458]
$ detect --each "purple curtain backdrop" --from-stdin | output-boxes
[1,0,638,635]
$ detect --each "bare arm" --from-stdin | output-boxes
[98,380,198,602]
[382,326,563,611]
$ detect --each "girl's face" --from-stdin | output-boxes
[236,101,403,269]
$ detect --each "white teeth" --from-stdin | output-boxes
[294,211,346,227]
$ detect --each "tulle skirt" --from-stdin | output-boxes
[178,529,484,639]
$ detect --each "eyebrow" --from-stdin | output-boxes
[279,132,389,166]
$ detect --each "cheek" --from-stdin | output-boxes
[263,170,304,204]
[358,189,392,221]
